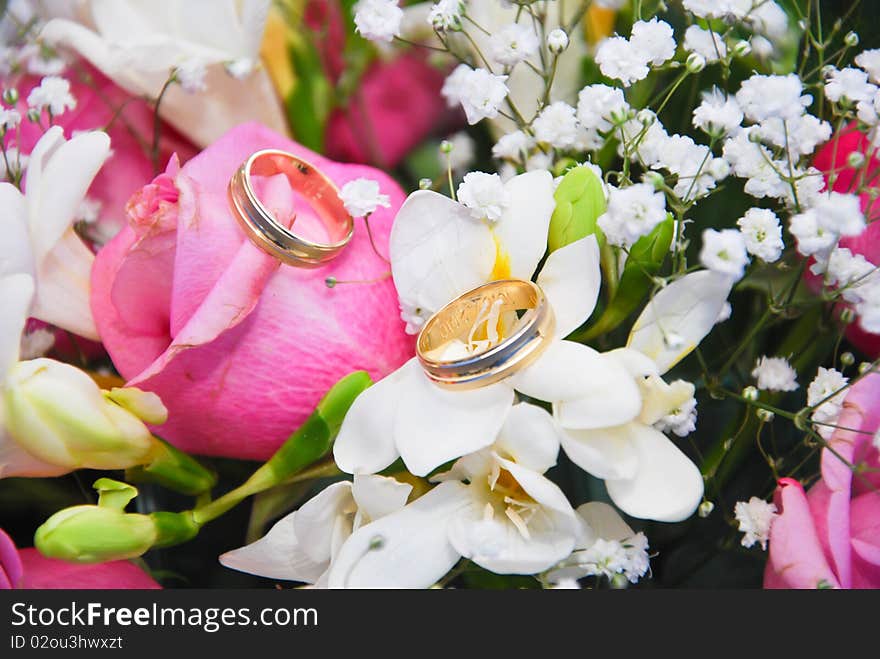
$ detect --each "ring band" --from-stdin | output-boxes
[416,279,556,389]
[228,149,353,268]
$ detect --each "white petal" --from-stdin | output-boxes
[516,342,642,428]
[326,481,470,588]
[0,426,68,479]
[351,473,412,522]
[0,274,35,376]
[605,425,704,522]
[30,229,99,340]
[494,170,556,279]
[575,502,635,543]
[0,183,34,279]
[390,190,495,316]
[537,235,601,338]
[293,482,354,565]
[333,361,410,475]
[602,347,659,378]
[495,402,560,473]
[627,270,733,374]
[394,361,514,477]
[558,423,639,480]
[219,511,328,583]
[27,129,110,265]
[497,457,575,517]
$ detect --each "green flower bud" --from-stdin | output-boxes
[548,165,606,253]
[2,88,18,105]
[3,359,162,474]
[686,52,706,73]
[844,31,859,47]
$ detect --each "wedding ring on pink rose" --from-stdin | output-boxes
[416,279,556,390]
[228,149,354,268]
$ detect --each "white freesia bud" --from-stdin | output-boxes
[547,28,569,54]
[2,359,164,474]
[686,52,706,73]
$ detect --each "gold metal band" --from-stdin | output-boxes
[227,149,353,268]
[416,279,556,389]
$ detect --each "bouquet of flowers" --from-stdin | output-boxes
[1,0,878,591]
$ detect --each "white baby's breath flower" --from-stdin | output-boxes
[629,18,676,67]
[807,367,849,438]
[492,130,533,162]
[813,192,866,237]
[547,28,569,54]
[789,209,838,259]
[174,60,207,93]
[684,25,727,63]
[457,171,509,223]
[26,75,75,115]
[856,49,880,83]
[339,178,391,217]
[0,106,21,130]
[699,229,749,281]
[594,36,649,87]
[654,396,698,437]
[224,58,255,80]
[737,208,784,262]
[734,497,777,550]
[692,88,742,136]
[442,65,509,125]
[427,0,464,31]
[824,67,877,104]
[353,0,403,42]
[735,73,811,122]
[752,356,798,392]
[488,22,540,68]
[532,101,579,149]
[576,84,630,133]
[597,183,667,247]
[399,300,431,335]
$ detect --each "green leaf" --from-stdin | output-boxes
[548,165,607,252]
[577,214,673,341]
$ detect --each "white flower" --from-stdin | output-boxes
[335,172,638,482]
[492,130,534,162]
[658,134,720,200]
[399,300,431,336]
[0,107,21,130]
[789,209,837,259]
[654,395,698,437]
[822,248,878,303]
[597,183,667,247]
[735,74,811,122]
[427,0,464,31]
[693,88,742,136]
[353,0,403,42]
[532,101,579,149]
[0,126,109,340]
[824,67,877,104]
[26,75,75,115]
[856,49,880,83]
[683,0,749,19]
[737,208,784,262]
[174,59,207,93]
[594,36,649,87]
[550,577,580,589]
[75,197,102,225]
[734,497,777,550]
[547,28,569,54]
[224,57,254,80]
[700,229,749,281]
[752,356,798,392]
[754,114,831,157]
[339,178,391,217]
[220,474,412,587]
[807,367,849,438]
[488,22,540,68]
[328,404,579,586]
[40,0,287,148]
[813,192,866,237]
[441,64,509,125]
[723,129,789,200]
[748,1,788,40]
[629,18,676,67]
[457,172,510,223]
[684,25,727,63]
[576,84,630,133]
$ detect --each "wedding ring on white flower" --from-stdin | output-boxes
[228,149,354,268]
[416,279,556,389]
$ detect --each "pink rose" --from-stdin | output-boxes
[91,122,413,460]
[1,528,159,589]
[11,65,196,242]
[811,125,880,358]
[764,373,880,589]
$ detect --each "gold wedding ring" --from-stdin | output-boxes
[416,279,556,389]
[228,149,353,267]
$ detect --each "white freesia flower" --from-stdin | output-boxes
[40,0,286,148]
[0,125,109,339]
[328,404,581,586]
[334,170,640,478]
[219,474,412,587]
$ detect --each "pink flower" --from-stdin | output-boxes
[1,528,159,589]
[811,125,880,358]
[10,66,196,243]
[91,122,413,460]
[764,373,880,589]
